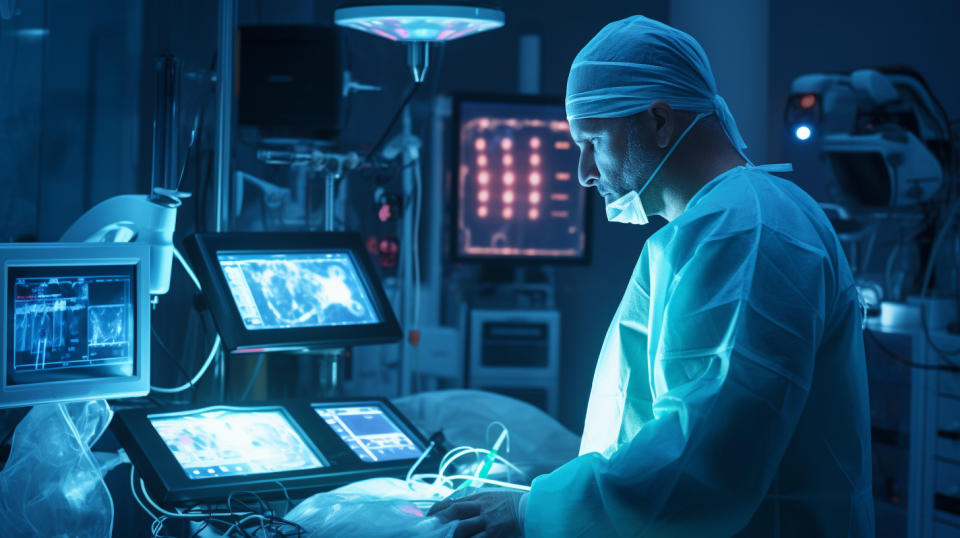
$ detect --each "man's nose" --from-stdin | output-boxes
[578,151,599,188]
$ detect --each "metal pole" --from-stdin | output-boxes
[324,172,336,231]
[215,0,235,233]
[214,0,236,401]
[400,105,414,395]
[151,55,181,197]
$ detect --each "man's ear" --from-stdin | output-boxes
[647,100,674,149]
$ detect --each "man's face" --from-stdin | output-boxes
[568,115,662,207]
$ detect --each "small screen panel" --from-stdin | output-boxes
[216,251,381,331]
[457,99,587,261]
[7,266,135,386]
[314,404,423,463]
[150,407,325,480]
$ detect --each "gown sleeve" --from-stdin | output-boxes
[524,217,830,537]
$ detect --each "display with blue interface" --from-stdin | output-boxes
[7,266,135,386]
[149,407,325,480]
[314,404,423,463]
[457,99,587,261]
[217,251,381,331]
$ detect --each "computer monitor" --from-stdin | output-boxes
[183,232,401,354]
[453,94,590,264]
[111,398,441,504]
[313,403,424,463]
[149,406,327,480]
[0,242,150,408]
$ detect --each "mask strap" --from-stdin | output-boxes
[637,112,709,197]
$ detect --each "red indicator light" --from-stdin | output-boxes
[500,138,513,151]
[800,94,816,109]
[475,138,487,151]
[503,172,515,185]
[530,137,541,149]
[478,206,488,218]
[528,208,540,220]
[502,207,514,219]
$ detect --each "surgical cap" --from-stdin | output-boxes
[565,15,748,151]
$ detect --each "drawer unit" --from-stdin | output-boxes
[938,396,960,461]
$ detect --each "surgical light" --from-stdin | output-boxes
[334,4,505,82]
[795,125,812,141]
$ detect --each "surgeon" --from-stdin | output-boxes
[429,15,874,537]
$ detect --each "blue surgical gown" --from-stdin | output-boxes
[525,166,874,537]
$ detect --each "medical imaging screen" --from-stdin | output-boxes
[149,407,325,480]
[457,100,587,260]
[314,404,423,463]
[7,265,135,386]
[217,251,381,331]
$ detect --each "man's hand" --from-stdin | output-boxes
[427,490,526,538]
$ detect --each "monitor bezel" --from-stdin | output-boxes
[450,92,593,266]
[183,232,402,354]
[0,242,150,409]
[111,398,440,504]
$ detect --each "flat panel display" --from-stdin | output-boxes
[149,407,325,480]
[216,251,381,331]
[455,97,588,262]
[7,265,135,386]
[314,404,423,463]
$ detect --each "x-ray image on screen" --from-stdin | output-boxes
[9,269,134,385]
[314,404,423,463]
[149,407,325,480]
[217,251,381,331]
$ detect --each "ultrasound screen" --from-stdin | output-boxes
[217,251,381,331]
[7,265,135,386]
[150,407,325,480]
[314,404,423,463]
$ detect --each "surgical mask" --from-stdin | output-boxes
[605,112,710,225]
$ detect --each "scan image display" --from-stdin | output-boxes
[315,405,423,463]
[217,251,381,331]
[11,273,133,383]
[149,407,325,480]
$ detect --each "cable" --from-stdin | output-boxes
[240,353,265,400]
[173,246,202,291]
[152,247,222,393]
[406,440,436,483]
[151,326,197,398]
[151,335,221,394]
[442,475,531,492]
[365,82,421,164]
[865,328,959,372]
[130,466,165,533]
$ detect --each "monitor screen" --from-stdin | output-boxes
[149,406,325,480]
[1,243,149,409]
[314,404,423,463]
[216,251,381,331]
[456,97,588,262]
[7,265,135,386]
